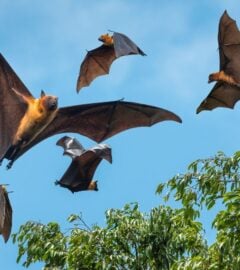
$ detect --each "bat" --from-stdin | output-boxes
[0,185,12,243]
[55,136,112,192]
[76,31,146,91]
[0,53,182,169]
[197,11,240,113]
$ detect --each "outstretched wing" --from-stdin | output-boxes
[14,100,182,160]
[0,186,12,243]
[56,136,85,158]
[0,54,33,159]
[88,143,112,164]
[218,11,240,82]
[196,82,240,113]
[57,136,112,163]
[76,45,116,92]
[15,100,182,160]
[113,32,146,58]
[79,151,104,180]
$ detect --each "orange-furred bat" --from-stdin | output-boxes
[4,89,58,166]
[76,31,146,92]
[197,11,240,113]
[0,185,12,243]
[0,53,182,169]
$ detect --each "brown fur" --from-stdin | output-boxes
[208,70,238,85]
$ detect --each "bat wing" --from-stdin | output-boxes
[196,82,240,113]
[15,100,182,160]
[76,45,116,92]
[0,54,33,159]
[56,159,87,192]
[218,11,240,81]
[113,32,146,58]
[56,153,101,192]
[89,143,112,163]
[75,151,102,180]
[0,186,12,243]
[56,136,85,158]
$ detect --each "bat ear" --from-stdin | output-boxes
[40,90,46,97]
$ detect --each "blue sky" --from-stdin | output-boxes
[1,0,240,268]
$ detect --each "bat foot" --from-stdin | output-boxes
[6,161,13,170]
[54,180,60,186]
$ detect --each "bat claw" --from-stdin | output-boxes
[6,161,13,170]
[55,180,60,186]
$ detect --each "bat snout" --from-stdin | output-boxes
[98,34,113,46]
[94,181,98,191]
[50,101,58,110]
[208,74,214,83]
[41,95,58,111]
[47,97,58,110]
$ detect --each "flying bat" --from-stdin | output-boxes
[55,136,112,192]
[0,53,182,169]
[0,185,12,243]
[76,31,146,91]
[197,11,240,113]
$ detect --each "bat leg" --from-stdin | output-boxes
[4,139,24,169]
[6,146,22,169]
[0,144,18,166]
[6,160,14,170]
[4,145,17,160]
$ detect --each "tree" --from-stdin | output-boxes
[13,151,240,269]
[13,203,204,269]
[156,151,240,269]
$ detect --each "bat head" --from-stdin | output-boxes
[208,73,218,83]
[40,90,58,111]
[88,180,98,191]
[0,185,7,192]
[98,33,113,46]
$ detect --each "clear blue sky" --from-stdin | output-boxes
[1,0,240,268]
